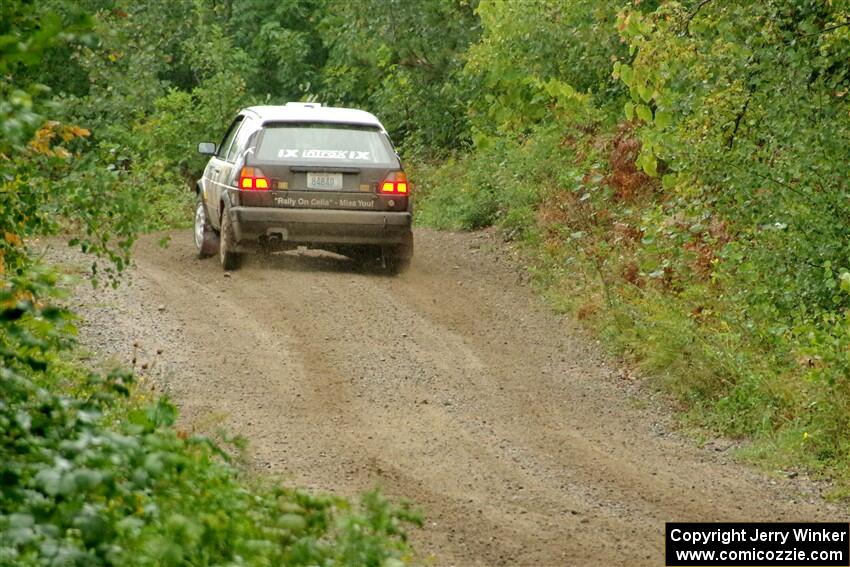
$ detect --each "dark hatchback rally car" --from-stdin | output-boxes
[194,103,413,273]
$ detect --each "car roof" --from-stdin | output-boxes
[242,103,386,130]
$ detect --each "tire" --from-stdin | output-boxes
[194,195,219,259]
[219,209,242,271]
[384,233,413,275]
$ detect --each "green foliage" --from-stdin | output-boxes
[0,0,142,281]
[619,1,850,312]
[614,0,850,459]
[226,0,327,101]
[465,0,630,139]
[317,0,480,156]
[415,125,568,233]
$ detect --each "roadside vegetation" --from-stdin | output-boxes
[3,0,850,562]
[413,0,850,492]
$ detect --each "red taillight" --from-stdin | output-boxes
[378,171,409,195]
[238,167,271,191]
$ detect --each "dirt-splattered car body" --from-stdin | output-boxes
[194,103,413,272]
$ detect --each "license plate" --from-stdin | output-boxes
[306,172,343,190]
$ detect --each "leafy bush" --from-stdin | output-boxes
[316,0,480,157]
[464,0,633,137]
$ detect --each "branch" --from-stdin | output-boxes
[799,20,850,39]
[683,0,716,36]
[778,18,850,47]
[727,91,752,149]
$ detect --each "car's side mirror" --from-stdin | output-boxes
[198,142,217,156]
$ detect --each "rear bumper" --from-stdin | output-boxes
[229,206,412,247]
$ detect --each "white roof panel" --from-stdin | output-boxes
[244,104,385,130]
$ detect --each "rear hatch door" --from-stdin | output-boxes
[239,122,405,212]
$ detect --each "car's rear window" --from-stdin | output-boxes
[255,123,397,166]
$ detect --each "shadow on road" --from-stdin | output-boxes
[243,248,399,277]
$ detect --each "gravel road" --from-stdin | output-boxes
[55,228,844,566]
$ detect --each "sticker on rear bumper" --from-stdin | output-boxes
[274,196,376,209]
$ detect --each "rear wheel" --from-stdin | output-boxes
[194,195,218,259]
[219,210,242,271]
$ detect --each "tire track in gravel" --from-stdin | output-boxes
[68,228,844,567]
